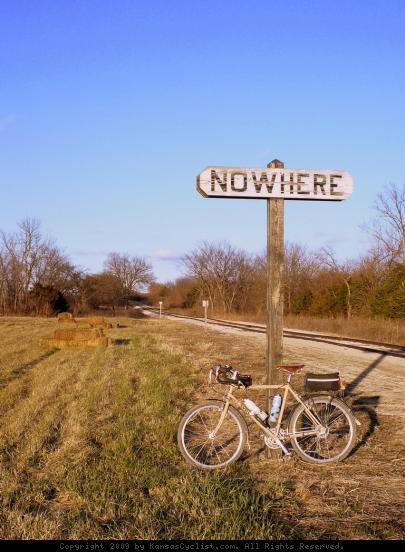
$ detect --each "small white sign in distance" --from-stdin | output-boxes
[197,166,353,201]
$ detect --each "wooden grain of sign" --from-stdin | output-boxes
[197,166,353,201]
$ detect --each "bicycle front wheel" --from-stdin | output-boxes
[178,400,247,469]
[289,395,357,464]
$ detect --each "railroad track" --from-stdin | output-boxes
[142,307,405,359]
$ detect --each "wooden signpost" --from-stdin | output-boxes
[197,164,353,201]
[197,160,353,419]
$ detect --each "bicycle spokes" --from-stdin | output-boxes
[295,401,352,461]
[181,404,244,467]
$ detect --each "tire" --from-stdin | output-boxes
[177,400,248,470]
[289,395,357,464]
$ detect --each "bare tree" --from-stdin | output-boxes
[183,241,254,313]
[368,183,405,264]
[356,246,388,289]
[1,218,45,312]
[0,218,78,314]
[104,253,154,306]
[82,273,125,313]
[0,250,8,314]
[284,243,320,314]
[182,242,218,309]
[320,246,355,319]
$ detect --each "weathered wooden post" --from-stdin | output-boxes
[266,160,285,418]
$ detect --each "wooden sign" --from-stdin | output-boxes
[197,166,353,201]
[202,300,209,308]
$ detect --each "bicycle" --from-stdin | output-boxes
[178,364,360,469]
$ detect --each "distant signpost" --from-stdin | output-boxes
[202,300,209,326]
[197,159,353,419]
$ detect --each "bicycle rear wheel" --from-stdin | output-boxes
[178,400,247,469]
[289,395,357,464]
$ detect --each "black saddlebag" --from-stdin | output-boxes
[305,372,342,392]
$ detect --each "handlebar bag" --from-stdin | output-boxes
[239,375,252,387]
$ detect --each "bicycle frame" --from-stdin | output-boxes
[212,377,326,444]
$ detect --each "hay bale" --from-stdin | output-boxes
[90,322,113,329]
[54,328,105,341]
[59,318,77,326]
[57,312,73,321]
[86,316,115,329]
[76,320,91,328]
[88,317,112,328]
[41,323,112,349]
[87,316,105,325]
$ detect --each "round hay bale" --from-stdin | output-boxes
[57,312,73,321]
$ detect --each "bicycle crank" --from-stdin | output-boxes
[263,435,279,449]
[263,434,291,456]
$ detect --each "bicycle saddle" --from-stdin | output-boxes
[277,364,305,374]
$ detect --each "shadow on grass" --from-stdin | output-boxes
[350,394,380,454]
[344,352,385,453]
[112,339,132,346]
[0,349,57,389]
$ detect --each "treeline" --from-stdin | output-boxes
[148,184,405,320]
[148,243,405,319]
[1,183,404,320]
[0,219,154,316]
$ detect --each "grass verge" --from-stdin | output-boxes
[0,317,299,539]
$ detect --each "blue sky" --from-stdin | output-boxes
[1,0,404,281]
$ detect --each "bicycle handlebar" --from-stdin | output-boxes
[209,365,252,388]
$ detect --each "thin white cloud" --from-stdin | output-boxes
[71,250,110,257]
[155,249,175,258]
[327,235,352,245]
[153,249,182,262]
[0,114,16,133]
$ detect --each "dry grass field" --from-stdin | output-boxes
[0,316,404,539]
[284,315,405,346]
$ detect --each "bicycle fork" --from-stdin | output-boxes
[209,400,231,439]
